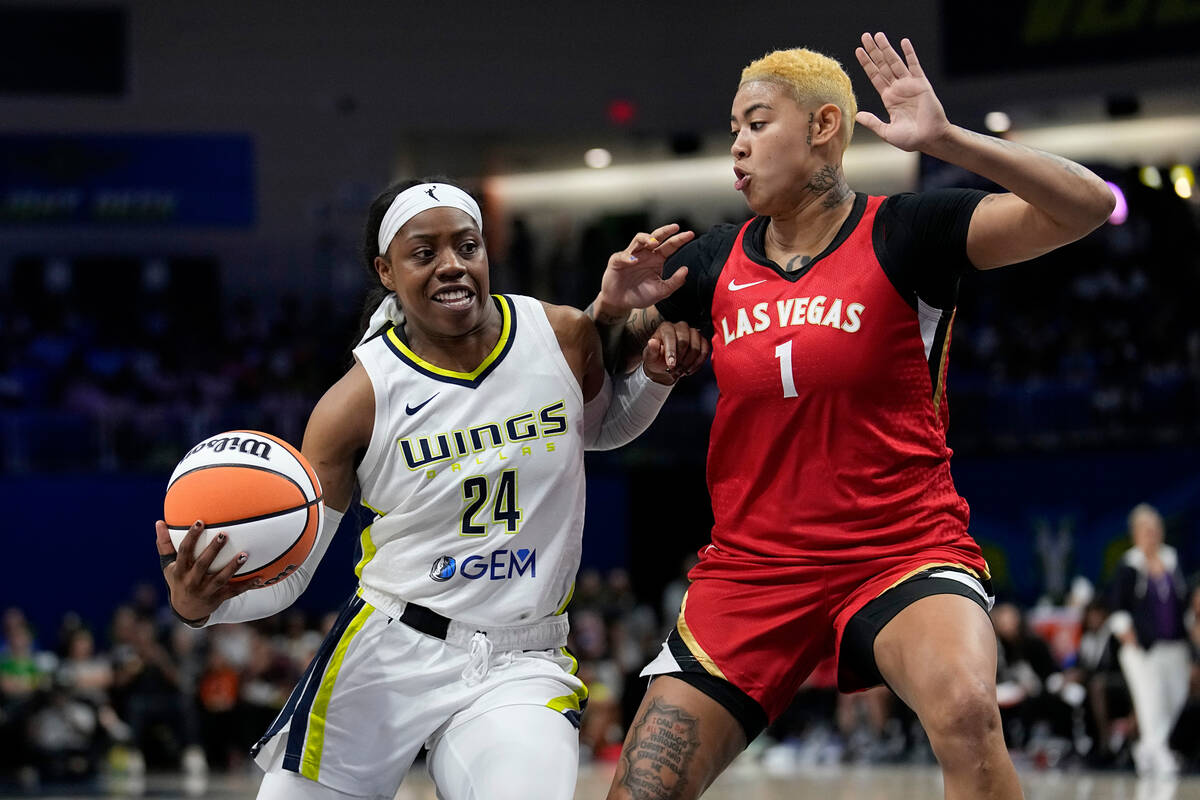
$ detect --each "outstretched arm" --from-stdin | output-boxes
[586,223,694,373]
[855,32,1115,269]
[547,301,708,451]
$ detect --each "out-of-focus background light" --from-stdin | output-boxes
[985,111,1012,133]
[1104,181,1128,225]
[584,147,612,169]
[1171,164,1195,199]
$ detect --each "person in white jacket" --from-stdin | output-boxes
[1108,503,1191,778]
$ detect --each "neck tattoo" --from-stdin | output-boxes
[785,254,813,272]
[805,165,851,209]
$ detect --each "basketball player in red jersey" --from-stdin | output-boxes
[589,33,1114,800]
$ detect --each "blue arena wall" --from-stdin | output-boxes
[3,448,1196,638]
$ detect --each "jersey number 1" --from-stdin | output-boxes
[775,340,798,398]
[461,469,522,536]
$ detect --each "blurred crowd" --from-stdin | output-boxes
[3,519,1200,792]
[2,181,1199,473]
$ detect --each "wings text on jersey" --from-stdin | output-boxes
[398,400,569,471]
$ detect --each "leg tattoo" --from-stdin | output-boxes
[618,699,702,799]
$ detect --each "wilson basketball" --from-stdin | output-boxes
[164,430,323,586]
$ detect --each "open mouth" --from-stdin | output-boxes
[432,287,475,310]
[733,167,750,192]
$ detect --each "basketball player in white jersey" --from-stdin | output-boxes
[154,178,707,799]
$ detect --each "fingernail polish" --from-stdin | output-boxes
[217,533,226,542]
[237,553,247,563]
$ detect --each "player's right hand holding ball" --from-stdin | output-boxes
[156,520,260,624]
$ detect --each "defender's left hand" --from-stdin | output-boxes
[642,320,709,385]
[854,33,950,152]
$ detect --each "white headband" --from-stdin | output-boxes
[376,183,483,255]
[358,294,405,346]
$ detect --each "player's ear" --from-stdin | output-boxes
[811,103,843,147]
[374,255,396,291]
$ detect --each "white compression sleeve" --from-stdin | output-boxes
[203,506,345,626]
[583,366,672,452]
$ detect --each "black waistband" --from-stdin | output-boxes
[398,602,451,640]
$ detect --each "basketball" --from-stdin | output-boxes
[164,430,323,586]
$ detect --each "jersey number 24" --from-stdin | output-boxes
[460,469,522,536]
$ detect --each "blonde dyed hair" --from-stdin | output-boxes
[740,48,857,148]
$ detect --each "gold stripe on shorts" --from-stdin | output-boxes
[353,525,377,579]
[675,591,728,680]
[300,602,374,780]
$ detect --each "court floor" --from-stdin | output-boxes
[20,763,1200,799]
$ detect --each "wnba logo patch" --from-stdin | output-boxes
[430,556,456,582]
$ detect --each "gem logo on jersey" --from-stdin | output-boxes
[430,548,537,582]
[462,548,535,580]
[429,556,457,582]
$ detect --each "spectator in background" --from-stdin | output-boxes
[1065,600,1129,766]
[55,627,131,749]
[1109,503,1190,778]
[112,616,205,775]
[992,602,1072,750]
[196,645,241,771]
[0,615,50,782]
[1172,585,1200,770]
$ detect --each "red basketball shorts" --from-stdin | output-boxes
[641,540,992,726]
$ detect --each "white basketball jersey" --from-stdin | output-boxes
[351,294,585,627]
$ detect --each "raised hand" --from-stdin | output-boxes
[597,223,695,316]
[854,33,951,153]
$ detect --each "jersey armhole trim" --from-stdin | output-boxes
[872,197,920,312]
[699,227,742,340]
[516,295,585,407]
[352,346,390,492]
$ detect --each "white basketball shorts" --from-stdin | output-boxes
[251,592,588,798]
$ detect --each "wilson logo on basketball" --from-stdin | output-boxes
[165,429,323,586]
[184,434,272,461]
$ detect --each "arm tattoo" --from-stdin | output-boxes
[805,165,852,209]
[587,303,658,375]
[586,301,629,374]
[961,128,1090,178]
[619,698,702,800]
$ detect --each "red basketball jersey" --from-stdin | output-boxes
[669,193,985,572]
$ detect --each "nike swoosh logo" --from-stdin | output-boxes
[405,393,439,415]
[728,278,767,291]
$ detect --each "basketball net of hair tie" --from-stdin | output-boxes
[359,294,405,346]
[376,183,483,255]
